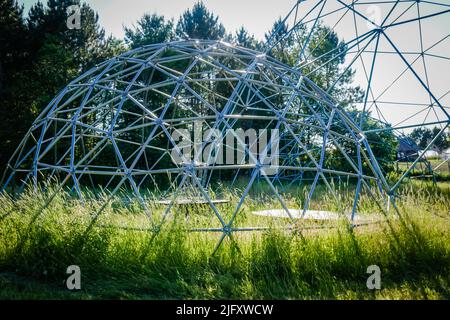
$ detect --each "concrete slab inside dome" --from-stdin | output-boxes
[252,209,358,221]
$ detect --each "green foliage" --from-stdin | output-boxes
[235,26,261,50]
[327,110,398,174]
[27,0,121,71]
[0,0,26,76]
[363,119,399,174]
[0,0,29,165]
[1,0,397,180]
[125,13,174,48]
[264,20,396,172]
[176,2,225,40]
[266,20,364,106]
[265,18,290,49]
[409,127,450,153]
[0,0,125,167]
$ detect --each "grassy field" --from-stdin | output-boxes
[396,158,450,179]
[0,180,449,299]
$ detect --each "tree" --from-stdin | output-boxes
[265,18,290,45]
[264,18,299,65]
[235,26,261,50]
[265,20,397,173]
[0,0,26,91]
[409,127,450,153]
[431,127,450,153]
[176,2,225,40]
[410,128,432,150]
[0,0,29,166]
[125,13,174,48]
[27,0,121,71]
[328,110,399,174]
[0,0,124,169]
[265,20,364,106]
[22,0,123,119]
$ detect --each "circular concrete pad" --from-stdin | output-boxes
[252,209,358,221]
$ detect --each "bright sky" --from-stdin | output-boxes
[18,0,296,40]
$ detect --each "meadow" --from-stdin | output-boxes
[0,179,449,300]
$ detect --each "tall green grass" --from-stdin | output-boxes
[0,181,449,299]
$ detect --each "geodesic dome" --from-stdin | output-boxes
[2,40,389,243]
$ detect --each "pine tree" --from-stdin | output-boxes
[0,0,124,168]
[235,26,260,50]
[125,13,174,48]
[0,0,26,93]
[176,2,225,40]
[27,0,121,71]
[0,0,29,166]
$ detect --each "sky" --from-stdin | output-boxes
[18,0,296,40]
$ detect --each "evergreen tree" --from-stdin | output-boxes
[0,0,29,166]
[265,18,290,45]
[235,26,260,50]
[176,2,225,40]
[264,18,294,64]
[0,0,26,91]
[125,13,174,48]
[27,0,121,70]
[0,0,124,168]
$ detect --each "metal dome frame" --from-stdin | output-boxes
[2,0,450,252]
[1,39,392,251]
[264,0,450,193]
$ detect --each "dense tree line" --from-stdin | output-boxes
[0,0,124,167]
[0,0,398,177]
